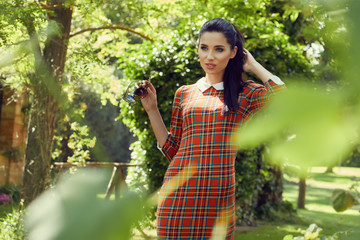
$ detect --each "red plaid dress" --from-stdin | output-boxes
[157,78,285,239]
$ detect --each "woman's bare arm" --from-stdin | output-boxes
[140,80,169,147]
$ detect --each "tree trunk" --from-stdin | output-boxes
[257,165,283,206]
[22,1,72,206]
[297,176,306,209]
[325,166,334,173]
[270,166,283,204]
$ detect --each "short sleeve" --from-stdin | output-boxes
[159,86,184,161]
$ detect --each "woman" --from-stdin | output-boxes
[140,18,285,239]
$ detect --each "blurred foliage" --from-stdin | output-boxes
[24,169,150,240]
[331,178,359,213]
[283,223,354,240]
[236,0,360,176]
[237,85,356,170]
[24,163,205,240]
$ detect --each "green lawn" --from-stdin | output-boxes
[234,167,360,240]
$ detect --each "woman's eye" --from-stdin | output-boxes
[216,48,224,52]
[201,46,207,50]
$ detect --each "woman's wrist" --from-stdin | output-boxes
[146,106,160,115]
[246,60,260,74]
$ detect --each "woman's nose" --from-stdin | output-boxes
[207,50,215,60]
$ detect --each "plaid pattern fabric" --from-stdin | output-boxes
[158,79,285,239]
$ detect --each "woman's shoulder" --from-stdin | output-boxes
[242,80,266,95]
[173,83,197,99]
[175,82,198,93]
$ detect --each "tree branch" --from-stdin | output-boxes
[8,39,30,47]
[35,1,71,10]
[69,25,153,42]
[20,13,43,64]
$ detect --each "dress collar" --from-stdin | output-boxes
[196,77,224,92]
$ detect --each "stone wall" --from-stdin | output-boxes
[0,86,27,186]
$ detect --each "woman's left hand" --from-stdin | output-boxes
[242,48,258,73]
[242,48,274,84]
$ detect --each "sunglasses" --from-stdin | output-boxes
[122,77,152,104]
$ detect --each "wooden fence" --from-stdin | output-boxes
[52,162,139,200]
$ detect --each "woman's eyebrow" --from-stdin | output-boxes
[200,43,225,48]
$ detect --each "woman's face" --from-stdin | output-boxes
[198,31,237,78]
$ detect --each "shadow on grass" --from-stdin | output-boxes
[284,183,333,206]
[310,172,356,184]
[298,209,360,232]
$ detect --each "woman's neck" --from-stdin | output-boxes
[205,73,223,85]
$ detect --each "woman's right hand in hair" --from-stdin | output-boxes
[243,49,274,84]
[140,80,158,113]
[242,49,258,73]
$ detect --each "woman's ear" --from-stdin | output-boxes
[230,46,238,59]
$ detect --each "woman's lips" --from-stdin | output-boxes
[205,63,216,70]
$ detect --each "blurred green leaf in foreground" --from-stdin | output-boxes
[24,164,200,239]
[24,161,232,239]
[24,169,147,240]
[236,0,360,175]
[237,85,358,170]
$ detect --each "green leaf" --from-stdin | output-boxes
[236,84,357,171]
[290,11,299,22]
[331,189,356,212]
[25,169,148,240]
[283,235,293,240]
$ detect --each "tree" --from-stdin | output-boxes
[0,0,153,206]
[21,0,73,207]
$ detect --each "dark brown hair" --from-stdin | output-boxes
[199,18,245,112]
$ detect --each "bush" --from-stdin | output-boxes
[0,205,25,240]
[0,183,21,204]
[235,146,296,225]
[342,145,360,167]
[235,147,265,225]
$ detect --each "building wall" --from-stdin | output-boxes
[0,86,27,186]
